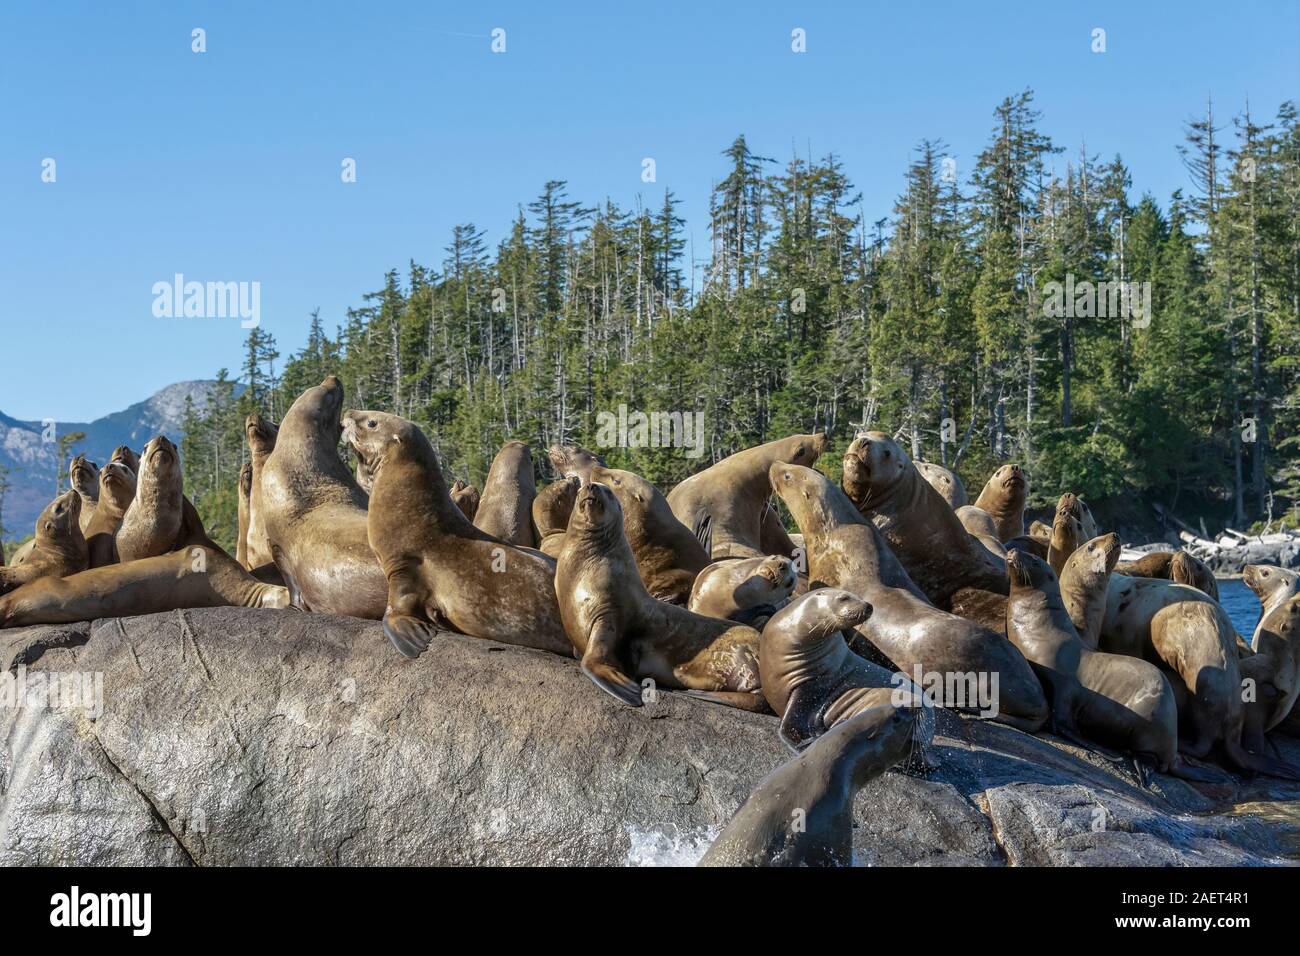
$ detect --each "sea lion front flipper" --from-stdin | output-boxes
[777,687,822,753]
[580,622,644,707]
[271,546,310,612]
[382,610,437,659]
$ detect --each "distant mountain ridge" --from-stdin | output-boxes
[1,380,243,540]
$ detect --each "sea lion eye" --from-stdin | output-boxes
[367,419,377,428]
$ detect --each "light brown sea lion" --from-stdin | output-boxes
[914,460,968,509]
[109,444,140,475]
[955,505,1007,558]
[0,492,87,595]
[1117,550,1219,600]
[473,440,538,547]
[667,433,829,559]
[243,413,279,569]
[688,555,796,625]
[532,477,577,559]
[236,461,252,568]
[551,448,710,605]
[450,479,481,522]
[556,480,763,709]
[68,455,100,535]
[1240,595,1300,750]
[84,461,137,568]
[9,540,34,566]
[770,461,1047,731]
[260,377,387,618]
[1046,493,1085,576]
[1243,564,1300,648]
[840,432,1007,607]
[115,436,195,562]
[1028,519,1052,542]
[343,409,570,659]
[698,700,920,868]
[973,463,1027,541]
[1059,532,1122,648]
[0,543,290,627]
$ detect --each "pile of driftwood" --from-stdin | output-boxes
[1147,504,1300,574]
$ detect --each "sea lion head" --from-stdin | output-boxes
[139,435,180,490]
[571,481,622,536]
[769,461,818,524]
[100,460,138,506]
[1006,548,1054,591]
[1242,564,1285,600]
[297,375,346,443]
[989,464,1027,505]
[780,433,829,468]
[450,479,482,520]
[755,555,798,597]
[245,412,280,456]
[37,490,81,541]
[548,444,605,480]
[69,455,99,498]
[1051,497,1084,551]
[109,444,140,474]
[533,476,577,533]
[841,432,909,505]
[340,409,415,478]
[811,586,873,632]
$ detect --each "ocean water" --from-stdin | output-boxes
[1218,577,1262,637]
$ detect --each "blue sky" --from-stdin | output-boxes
[2,1,1297,421]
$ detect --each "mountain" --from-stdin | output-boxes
[0,380,243,541]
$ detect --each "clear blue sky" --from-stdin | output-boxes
[2,1,1297,421]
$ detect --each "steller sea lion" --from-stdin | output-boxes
[973,463,1027,541]
[770,461,1047,731]
[1244,564,1300,648]
[0,491,87,595]
[243,413,280,569]
[532,477,577,559]
[914,460,968,509]
[556,480,763,709]
[450,479,481,522]
[109,444,140,475]
[343,410,570,659]
[956,505,1007,558]
[84,461,137,568]
[69,455,100,535]
[697,700,920,867]
[1046,493,1086,575]
[236,461,252,568]
[688,555,796,625]
[473,440,538,548]
[1239,594,1300,749]
[759,501,797,557]
[1117,550,1219,600]
[260,377,387,618]
[115,436,202,562]
[1028,519,1052,542]
[667,433,829,560]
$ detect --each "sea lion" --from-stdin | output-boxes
[450,479,481,522]
[555,480,763,709]
[697,701,920,867]
[69,455,100,534]
[109,444,140,475]
[1239,594,1300,744]
[243,413,280,569]
[688,555,796,624]
[343,409,570,658]
[1243,564,1300,647]
[973,463,1027,541]
[354,456,375,495]
[1028,519,1052,542]
[840,432,1007,606]
[914,460,968,509]
[759,501,797,557]
[956,505,1007,558]
[1046,493,1085,575]
[770,461,1047,731]
[532,477,577,559]
[236,461,252,568]
[260,377,387,618]
[9,540,34,566]
[115,436,194,562]
[1059,532,1122,648]
[0,543,290,626]
[0,491,87,595]
[473,440,538,547]
[1117,550,1219,600]
[667,433,829,559]
[551,447,711,604]
[83,461,137,568]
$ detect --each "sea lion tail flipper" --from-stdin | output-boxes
[382,611,437,659]
[683,690,773,714]
[1166,756,1232,785]
[1225,739,1300,781]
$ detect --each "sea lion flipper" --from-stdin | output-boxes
[777,688,821,753]
[579,623,644,707]
[382,611,437,659]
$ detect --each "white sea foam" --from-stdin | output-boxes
[624,823,721,867]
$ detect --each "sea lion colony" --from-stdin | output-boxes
[3,376,1299,866]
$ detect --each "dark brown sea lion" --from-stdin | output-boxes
[450,479,481,522]
[236,461,252,568]
[667,433,829,559]
[115,436,197,562]
[84,461,137,568]
[555,480,763,709]
[0,492,87,595]
[473,440,538,547]
[697,701,920,867]
[532,477,577,559]
[260,377,387,618]
[1244,564,1300,647]
[1117,550,1219,600]
[109,444,140,475]
[343,410,570,659]
[688,555,796,624]
[243,413,279,569]
[69,455,100,535]
[770,461,1047,731]
[914,460,968,509]
[840,432,1007,607]
[973,463,1027,541]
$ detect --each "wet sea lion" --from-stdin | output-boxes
[688,555,796,624]
[243,413,279,569]
[840,432,1007,607]
[473,440,538,547]
[260,377,387,618]
[1244,564,1300,648]
[236,461,252,568]
[450,479,481,521]
[1117,550,1219,600]
[556,481,763,709]
[115,436,194,562]
[343,410,570,658]
[0,492,87,595]
[697,701,920,867]
[973,463,1027,541]
[770,462,1047,731]
[914,460,968,509]
[532,477,577,559]
[83,461,137,568]
[69,455,100,534]
[667,433,829,559]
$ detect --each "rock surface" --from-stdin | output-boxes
[1,607,1299,866]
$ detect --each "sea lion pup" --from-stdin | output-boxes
[914,460,968,509]
[688,555,797,625]
[473,440,538,548]
[956,505,1007,558]
[84,461,138,568]
[343,410,570,658]
[450,479,481,521]
[1116,551,1219,600]
[0,492,87,596]
[236,461,252,568]
[697,701,920,868]
[556,480,763,709]
[532,478,577,558]
[667,433,829,559]
[973,463,1027,541]
[1046,493,1086,575]
[840,432,1008,606]
[759,587,933,750]
[260,378,387,618]
[770,461,1048,731]
[109,444,140,475]
[551,446,710,604]
[68,455,100,534]
[1243,564,1300,647]
[243,413,280,568]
